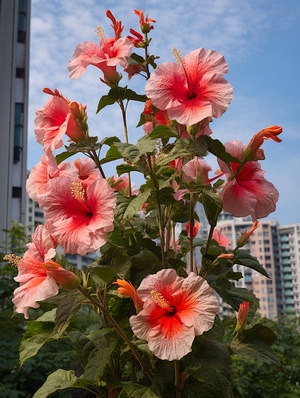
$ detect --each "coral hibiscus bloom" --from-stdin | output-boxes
[145,47,232,126]
[130,269,219,361]
[5,225,79,319]
[218,140,279,220]
[68,35,133,82]
[34,89,87,153]
[42,170,116,255]
[26,152,73,204]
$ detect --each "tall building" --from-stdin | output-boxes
[0,0,31,246]
[217,214,281,319]
[278,224,300,316]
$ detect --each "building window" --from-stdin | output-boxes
[12,187,22,198]
[17,0,27,43]
[16,68,25,78]
[14,103,24,163]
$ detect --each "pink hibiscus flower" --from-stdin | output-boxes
[26,152,73,204]
[5,225,79,319]
[67,33,133,83]
[34,88,87,153]
[218,140,279,220]
[145,47,232,126]
[42,169,116,255]
[212,228,230,248]
[129,269,219,361]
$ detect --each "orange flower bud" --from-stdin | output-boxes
[236,301,250,333]
[114,279,144,313]
[243,125,282,161]
[237,221,259,247]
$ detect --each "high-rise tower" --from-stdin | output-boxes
[0,0,31,246]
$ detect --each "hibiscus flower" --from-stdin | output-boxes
[42,169,116,255]
[68,34,133,83]
[145,47,232,126]
[129,269,219,361]
[5,225,79,319]
[26,152,73,205]
[34,88,87,153]
[218,140,279,220]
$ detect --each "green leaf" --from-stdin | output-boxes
[55,151,75,165]
[99,135,121,147]
[205,136,240,164]
[19,321,55,366]
[230,325,283,370]
[98,244,133,279]
[234,249,270,278]
[183,336,234,398]
[116,164,140,175]
[119,189,151,219]
[89,265,117,285]
[55,290,86,337]
[32,369,78,398]
[96,94,117,113]
[119,384,161,398]
[199,190,223,227]
[115,143,140,163]
[108,87,147,103]
[146,125,177,140]
[137,135,157,155]
[100,145,123,164]
[83,330,117,381]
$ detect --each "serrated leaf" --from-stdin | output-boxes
[230,326,283,370]
[122,189,152,219]
[32,369,78,398]
[19,321,55,366]
[114,143,140,162]
[55,290,86,337]
[234,249,269,278]
[74,329,117,381]
[137,135,157,155]
[100,145,123,164]
[119,384,161,398]
[90,265,117,285]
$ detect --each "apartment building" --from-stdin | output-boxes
[0,0,31,246]
[278,224,300,316]
[217,214,281,319]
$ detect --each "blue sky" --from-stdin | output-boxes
[28,0,300,225]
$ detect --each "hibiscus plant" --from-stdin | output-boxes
[5,9,284,398]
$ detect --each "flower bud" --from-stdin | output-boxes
[236,301,250,333]
[42,260,80,290]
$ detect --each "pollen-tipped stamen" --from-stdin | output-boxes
[151,290,175,312]
[172,47,194,98]
[3,254,21,267]
[71,181,86,202]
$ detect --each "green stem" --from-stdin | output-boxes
[87,150,106,179]
[118,99,132,197]
[77,286,153,380]
[147,154,165,263]
[174,360,181,398]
